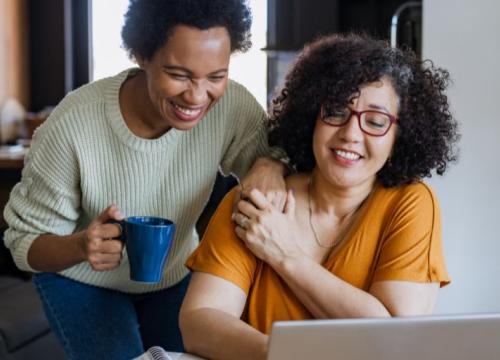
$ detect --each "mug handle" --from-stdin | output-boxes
[107,219,126,242]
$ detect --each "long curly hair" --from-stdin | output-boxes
[269,33,459,187]
[121,0,252,60]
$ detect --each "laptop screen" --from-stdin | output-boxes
[267,313,500,360]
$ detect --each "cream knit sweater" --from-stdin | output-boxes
[3,68,273,293]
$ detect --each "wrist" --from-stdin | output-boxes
[273,251,304,275]
[259,150,294,176]
[74,231,88,262]
[254,157,286,174]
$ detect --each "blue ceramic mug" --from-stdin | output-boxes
[118,216,175,283]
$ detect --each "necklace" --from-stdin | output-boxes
[307,177,362,249]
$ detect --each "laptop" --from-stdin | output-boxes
[267,313,500,360]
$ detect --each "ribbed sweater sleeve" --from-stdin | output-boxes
[219,82,267,177]
[219,82,284,179]
[3,69,273,293]
[3,98,83,272]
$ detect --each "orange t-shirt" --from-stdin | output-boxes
[186,182,450,334]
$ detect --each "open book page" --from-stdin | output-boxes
[134,346,205,360]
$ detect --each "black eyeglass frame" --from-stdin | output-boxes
[320,107,398,137]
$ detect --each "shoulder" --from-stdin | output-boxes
[224,79,256,99]
[216,79,264,116]
[203,188,238,237]
[45,69,130,127]
[33,70,131,140]
[374,182,438,211]
[367,182,440,232]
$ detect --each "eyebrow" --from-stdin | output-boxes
[163,65,228,75]
[367,103,391,113]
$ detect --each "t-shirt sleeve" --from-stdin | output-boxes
[185,188,257,293]
[372,183,450,287]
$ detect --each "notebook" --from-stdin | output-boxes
[134,347,204,360]
[267,313,500,360]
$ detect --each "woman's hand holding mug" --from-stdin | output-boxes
[80,204,125,271]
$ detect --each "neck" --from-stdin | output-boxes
[308,169,375,219]
[120,70,171,139]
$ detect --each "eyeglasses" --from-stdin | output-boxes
[320,107,398,137]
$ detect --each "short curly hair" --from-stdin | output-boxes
[269,33,459,187]
[121,0,252,60]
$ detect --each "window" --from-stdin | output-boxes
[91,0,267,108]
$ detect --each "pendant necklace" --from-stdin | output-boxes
[307,177,362,250]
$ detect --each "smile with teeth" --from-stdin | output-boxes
[334,149,361,161]
[171,102,204,117]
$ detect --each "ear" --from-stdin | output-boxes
[134,54,147,69]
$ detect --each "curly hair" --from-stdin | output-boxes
[121,0,252,60]
[269,33,459,187]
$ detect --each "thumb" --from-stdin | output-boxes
[91,204,124,226]
[284,188,296,216]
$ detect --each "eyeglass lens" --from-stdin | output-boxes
[322,109,392,136]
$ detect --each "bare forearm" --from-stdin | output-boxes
[27,232,86,272]
[275,256,391,318]
[181,308,268,360]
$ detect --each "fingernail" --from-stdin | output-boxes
[231,213,236,221]
[116,210,125,220]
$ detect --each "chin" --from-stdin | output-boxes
[171,118,203,131]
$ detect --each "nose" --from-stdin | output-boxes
[182,80,209,105]
[338,114,363,142]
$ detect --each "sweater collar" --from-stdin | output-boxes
[105,68,181,153]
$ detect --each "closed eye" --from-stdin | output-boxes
[167,72,189,81]
[208,75,226,82]
[366,119,386,128]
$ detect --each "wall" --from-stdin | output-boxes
[0,0,29,108]
[423,0,500,313]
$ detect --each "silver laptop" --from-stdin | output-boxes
[267,313,500,360]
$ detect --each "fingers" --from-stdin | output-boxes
[241,188,288,213]
[86,238,124,271]
[234,225,246,241]
[98,239,124,254]
[270,192,287,212]
[87,223,123,241]
[84,206,126,271]
[231,185,243,214]
[88,252,123,271]
[236,199,260,219]
[86,238,123,257]
[284,188,296,216]
[88,251,122,265]
[231,213,250,229]
[240,188,269,210]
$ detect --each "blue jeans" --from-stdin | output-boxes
[33,272,191,360]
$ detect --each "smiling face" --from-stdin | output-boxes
[137,25,231,131]
[312,77,399,191]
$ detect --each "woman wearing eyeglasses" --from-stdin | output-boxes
[179,34,459,360]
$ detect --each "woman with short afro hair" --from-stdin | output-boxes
[181,34,459,360]
[3,0,288,359]
[268,33,458,187]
